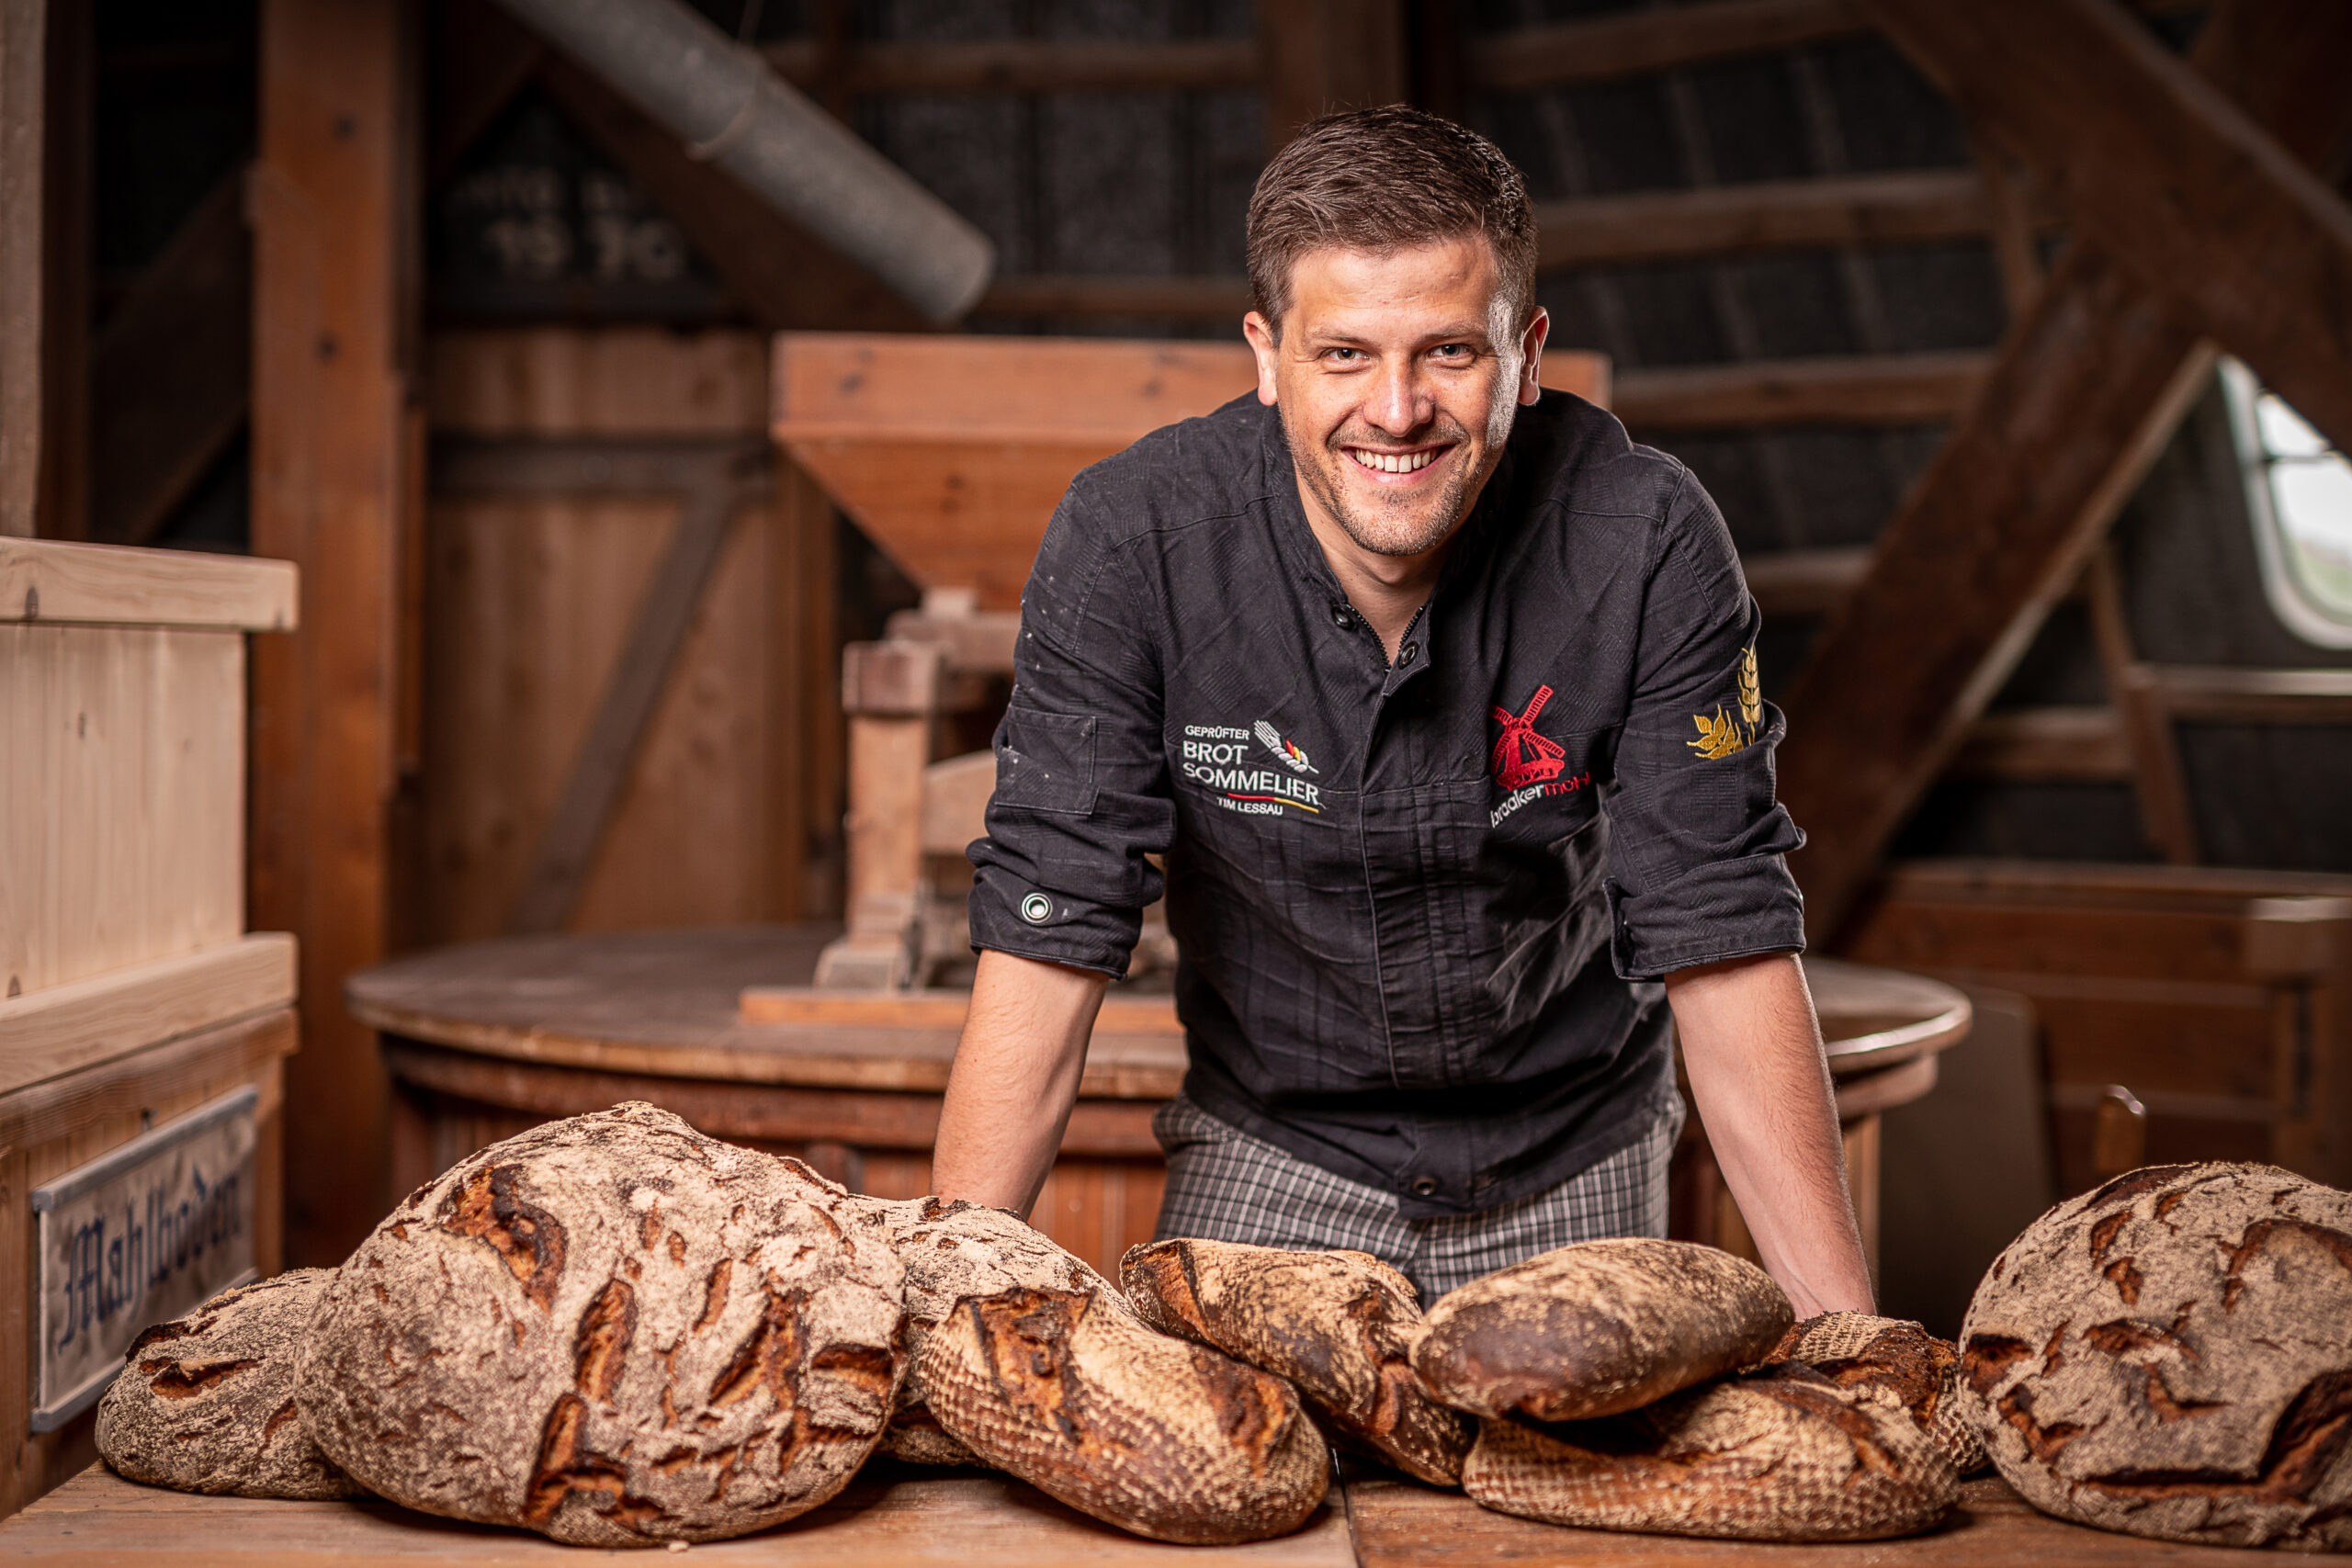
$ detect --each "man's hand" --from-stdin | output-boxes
[931,948,1111,1217]
[1668,952,1875,1318]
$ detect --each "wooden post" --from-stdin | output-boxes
[250,0,420,1266]
[817,640,947,989]
[0,0,86,542]
[1257,0,1408,154]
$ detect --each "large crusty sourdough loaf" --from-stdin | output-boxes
[1770,1313,1984,1474]
[1463,1365,1959,1540]
[96,1269,364,1500]
[865,1197,1133,1470]
[1414,1238,1792,1423]
[919,1283,1329,1543]
[1121,1237,1470,1483]
[1960,1162,2352,1551]
[298,1104,908,1546]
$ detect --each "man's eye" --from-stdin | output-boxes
[1326,347,1364,363]
[1432,344,1474,361]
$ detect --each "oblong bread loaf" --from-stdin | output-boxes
[298,1104,908,1546]
[1463,1368,1959,1541]
[96,1269,364,1500]
[1122,1237,1470,1483]
[920,1284,1329,1544]
[1771,1312,1984,1474]
[1415,1238,1792,1422]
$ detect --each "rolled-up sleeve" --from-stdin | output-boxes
[1602,469,1807,980]
[967,478,1176,977]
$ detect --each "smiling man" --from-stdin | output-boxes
[931,107,1873,1315]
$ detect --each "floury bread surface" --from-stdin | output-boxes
[1413,1238,1793,1422]
[96,1269,364,1500]
[1121,1237,1470,1483]
[1770,1312,1985,1473]
[919,1284,1329,1544]
[1960,1162,2352,1551]
[297,1104,908,1546]
[1464,1366,1959,1540]
[865,1197,1133,1467]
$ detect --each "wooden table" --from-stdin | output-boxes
[348,928,1970,1277]
[0,1464,2269,1566]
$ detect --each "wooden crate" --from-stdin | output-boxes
[0,539,302,1517]
[1841,859,2352,1196]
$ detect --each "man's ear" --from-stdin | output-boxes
[1242,311,1282,407]
[1517,307,1551,408]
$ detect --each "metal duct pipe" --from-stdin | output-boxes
[491,0,994,324]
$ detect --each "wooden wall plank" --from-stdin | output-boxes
[248,0,419,1266]
[0,538,296,629]
[425,327,768,436]
[1863,0,2352,454]
[0,0,47,538]
[1534,169,2004,270]
[0,937,295,1097]
[1468,0,1865,93]
[0,625,250,998]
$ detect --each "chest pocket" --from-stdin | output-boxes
[994,706,1098,816]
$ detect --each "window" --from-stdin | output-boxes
[2220,358,2352,648]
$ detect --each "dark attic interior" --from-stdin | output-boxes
[6,0,2352,1555]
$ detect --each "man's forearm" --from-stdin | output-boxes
[1668,952,1874,1318]
[931,948,1111,1217]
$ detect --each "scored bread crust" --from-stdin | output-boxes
[1960,1162,2352,1551]
[1770,1312,1985,1474]
[96,1269,365,1500]
[1414,1238,1793,1423]
[1463,1367,1959,1541]
[1122,1237,1470,1484]
[919,1284,1329,1544]
[297,1104,908,1546]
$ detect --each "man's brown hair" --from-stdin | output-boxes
[1246,107,1537,335]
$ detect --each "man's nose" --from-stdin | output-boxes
[1364,357,1432,436]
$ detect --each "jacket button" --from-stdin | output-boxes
[1398,640,1419,666]
[1408,1176,1440,1198]
[1330,604,1352,629]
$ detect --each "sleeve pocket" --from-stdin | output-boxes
[993,706,1099,817]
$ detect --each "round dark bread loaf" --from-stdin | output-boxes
[1463,1365,1959,1541]
[919,1283,1329,1544]
[96,1269,363,1500]
[1770,1313,1984,1474]
[863,1196,1133,1471]
[1960,1162,2352,1551]
[1414,1238,1793,1423]
[297,1104,908,1546]
[1121,1237,1471,1483]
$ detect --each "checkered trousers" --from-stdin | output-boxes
[1150,1094,1686,1303]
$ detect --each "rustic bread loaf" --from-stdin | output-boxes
[96,1269,364,1500]
[298,1103,908,1546]
[862,1195,1134,1469]
[1463,1365,1959,1540]
[1770,1313,1984,1473]
[1121,1237,1471,1483]
[919,1283,1329,1543]
[1960,1162,2352,1551]
[1413,1238,1792,1423]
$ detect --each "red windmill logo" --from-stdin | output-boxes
[1491,684,1567,791]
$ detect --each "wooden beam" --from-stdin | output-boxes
[2142,665,2352,724]
[2082,543,2197,863]
[87,171,250,545]
[763,37,1260,96]
[1259,0,1408,153]
[1947,707,2133,783]
[534,55,925,334]
[1613,351,1988,430]
[248,0,418,1267]
[0,0,49,538]
[1467,0,1866,94]
[1783,1,2352,943]
[0,536,295,629]
[1742,546,1871,616]
[1862,0,2352,454]
[973,274,1252,321]
[1534,170,2025,271]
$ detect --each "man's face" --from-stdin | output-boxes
[1244,234,1546,564]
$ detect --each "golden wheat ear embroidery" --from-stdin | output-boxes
[1688,705,1748,760]
[1737,644,1761,730]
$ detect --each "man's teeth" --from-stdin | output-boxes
[1350,448,1438,474]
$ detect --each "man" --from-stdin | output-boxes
[930,107,1873,1317]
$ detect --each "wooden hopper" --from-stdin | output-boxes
[772,331,1611,610]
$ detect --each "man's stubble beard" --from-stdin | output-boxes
[1283,398,1517,560]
